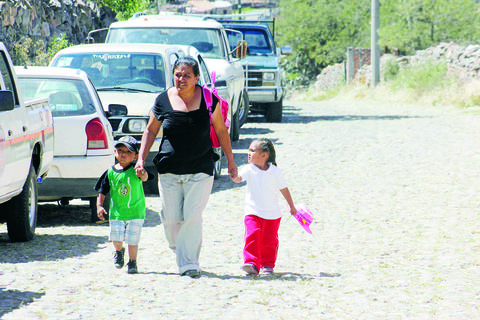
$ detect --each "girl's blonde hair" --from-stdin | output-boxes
[254,138,277,166]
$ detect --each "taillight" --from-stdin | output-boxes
[86,118,108,149]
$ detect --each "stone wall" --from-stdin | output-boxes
[0,0,116,53]
[314,42,480,90]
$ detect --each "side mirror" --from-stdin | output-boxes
[108,104,128,117]
[281,45,292,55]
[0,90,15,112]
[235,40,248,59]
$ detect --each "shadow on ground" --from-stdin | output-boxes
[37,203,160,228]
[0,288,44,318]
[0,233,108,263]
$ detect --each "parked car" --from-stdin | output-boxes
[49,43,225,179]
[15,66,115,222]
[0,43,54,242]
[220,17,292,122]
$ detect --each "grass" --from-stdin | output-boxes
[297,59,480,109]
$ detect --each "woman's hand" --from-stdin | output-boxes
[135,165,148,181]
[134,159,145,172]
[228,161,238,179]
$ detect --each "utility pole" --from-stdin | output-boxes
[371,0,380,87]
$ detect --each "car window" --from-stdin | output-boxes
[108,28,226,60]
[244,30,273,55]
[198,55,211,85]
[52,53,167,92]
[0,52,19,106]
[18,78,96,117]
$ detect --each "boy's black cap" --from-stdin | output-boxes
[115,136,138,153]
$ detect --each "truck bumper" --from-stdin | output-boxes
[246,87,283,104]
[38,178,100,200]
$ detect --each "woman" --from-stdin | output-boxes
[135,57,238,278]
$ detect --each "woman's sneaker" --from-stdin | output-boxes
[114,248,125,269]
[260,267,274,275]
[127,260,138,274]
[241,263,258,275]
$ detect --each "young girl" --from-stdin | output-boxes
[232,138,297,275]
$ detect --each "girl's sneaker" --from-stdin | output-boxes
[260,267,274,275]
[241,263,258,275]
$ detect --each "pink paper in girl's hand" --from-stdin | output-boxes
[294,204,313,234]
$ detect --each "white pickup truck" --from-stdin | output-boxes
[99,13,249,141]
[0,43,54,242]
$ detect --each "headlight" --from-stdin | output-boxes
[263,72,275,81]
[127,119,147,133]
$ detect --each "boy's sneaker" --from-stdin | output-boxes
[260,267,274,275]
[127,260,138,274]
[114,248,125,269]
[241,263,258,275]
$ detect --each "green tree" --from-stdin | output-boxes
[276,0,480,85]
[97,0,149,20]
[379,0,480,54]
[277,0,370,85]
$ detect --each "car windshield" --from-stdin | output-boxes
[227,29,273,56]
[108,28,226,59]
[51,53,167,92]
[18,78,96,117]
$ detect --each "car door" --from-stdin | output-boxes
[0,51,30,196]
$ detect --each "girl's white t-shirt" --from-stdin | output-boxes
[239,163,288,220]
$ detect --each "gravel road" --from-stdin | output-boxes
[1,97,480,319]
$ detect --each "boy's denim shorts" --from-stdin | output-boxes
[109,219,144,245]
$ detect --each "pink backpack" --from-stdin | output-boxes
[202,71,230,148]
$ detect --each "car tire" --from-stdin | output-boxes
[6,163,38,242]
[265,98,283,123]
[213,147,223,179]
[230,106,240,142]
[238,89,250,127]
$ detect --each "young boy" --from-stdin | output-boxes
[95,135,154,274]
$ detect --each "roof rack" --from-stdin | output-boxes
[200,13,272,22]
[200,14,276,39]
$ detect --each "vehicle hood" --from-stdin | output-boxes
[204,58,232,81]
[97,91,158,116]
[243,55,279,70]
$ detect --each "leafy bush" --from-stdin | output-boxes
[48,34,71,60]
[12,34,71,66]
[381,57,400,82]
[391,60,450,93]
[96,0,149,20]
[13,38,49,66]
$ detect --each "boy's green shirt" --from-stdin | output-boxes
[106,165,146,220]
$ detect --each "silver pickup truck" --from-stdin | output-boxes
[0,43,54,242]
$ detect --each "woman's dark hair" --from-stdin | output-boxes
[255,138,277,166]
[173,56,200,77]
